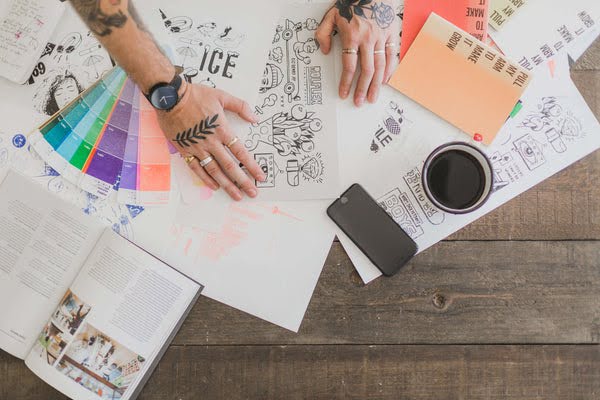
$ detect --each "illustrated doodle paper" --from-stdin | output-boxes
[243,4,341,200]
[490,0,600,71]
[338,55,600,283]
[139,0,284,203]
[142,2,339,331]
[143,0,281,106]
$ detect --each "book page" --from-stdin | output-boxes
[0,170,104,359]
[0,0,65,83]
[25,229,202,400]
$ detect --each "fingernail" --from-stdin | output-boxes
[356,97,364,107]
[234,193,243,201]
[252,114,260,123]
[248,188,257,198]
[260,173,267,182]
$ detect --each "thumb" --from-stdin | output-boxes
[315,9,335,55]
[219,91,259,124]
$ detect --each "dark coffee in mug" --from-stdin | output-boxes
[422,142,493,214]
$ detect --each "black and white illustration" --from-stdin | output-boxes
[487,92,590,194]
[243,6,340,200]
[378,188,425,239]
[152,0,279,105]
[159,7,245,84]
[369,100,412,154]
[30,7,113,117]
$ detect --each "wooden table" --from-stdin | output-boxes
[3,41,600,400]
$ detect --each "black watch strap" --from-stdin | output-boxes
[145,73,183,110]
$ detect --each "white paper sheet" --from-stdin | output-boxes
[149,2,339,332]
[490,0,600,71]
[241,4,341,201]
[162,196,334,332]
[338,55,600,283]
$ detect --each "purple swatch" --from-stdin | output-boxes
[86,150,123,184]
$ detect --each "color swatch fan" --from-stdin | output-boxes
[30,67,172,206]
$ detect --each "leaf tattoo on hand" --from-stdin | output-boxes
[335,0,396,29]
[172,114,220,147]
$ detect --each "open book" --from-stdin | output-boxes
[0,170,203,400]
[0,0,65,83]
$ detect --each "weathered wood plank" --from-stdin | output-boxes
[3,345,599,400]
[572,36,600,71]
[173,242,600,345]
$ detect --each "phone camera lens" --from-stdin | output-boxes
[341,196,348,205]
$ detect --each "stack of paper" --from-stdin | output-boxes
[0,0,599,333]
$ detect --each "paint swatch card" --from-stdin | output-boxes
[400,0,489,60]
[489,0,528,30]
[29,67,172,205]
[490,0,600,70]
[389,13,532,145]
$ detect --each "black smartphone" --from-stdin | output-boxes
[327,184,418,277]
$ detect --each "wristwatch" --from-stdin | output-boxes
[144,73,184,111]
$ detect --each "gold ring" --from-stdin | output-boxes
[342,48,358,55]
[374,50,386,55]
[184,155,196,165]
[226,137,239,148]
[199,156,214,168]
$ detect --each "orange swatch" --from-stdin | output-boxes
[400,0,489,61]
[389,13,532,145]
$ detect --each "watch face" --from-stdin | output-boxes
[149,85,178,110]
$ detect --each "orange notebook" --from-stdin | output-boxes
[399,0,489,60]
[389,13,532,145]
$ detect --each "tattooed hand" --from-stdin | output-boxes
[316,0,402,106]
[158,84,266,201]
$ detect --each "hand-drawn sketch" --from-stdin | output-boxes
[160,9,193,34]
[370,101,411,154]
[158,8,245,84]
[53,32,83,63]
[28,15,113,116]
[33,70,85,116]
[259,63,284,93]
[378,188,425,239]
[242,8,340,200]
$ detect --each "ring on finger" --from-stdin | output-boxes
[342,48,358,55]
[374,50,386,55]
[184,155,196,165]
[225,137,239,149]
[199,156,215,168]
[385,43,399,48]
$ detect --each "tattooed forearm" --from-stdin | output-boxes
[335,0,396,29]
[70,0,126,36]
[173,115,220,147]
[69,0,146,36]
